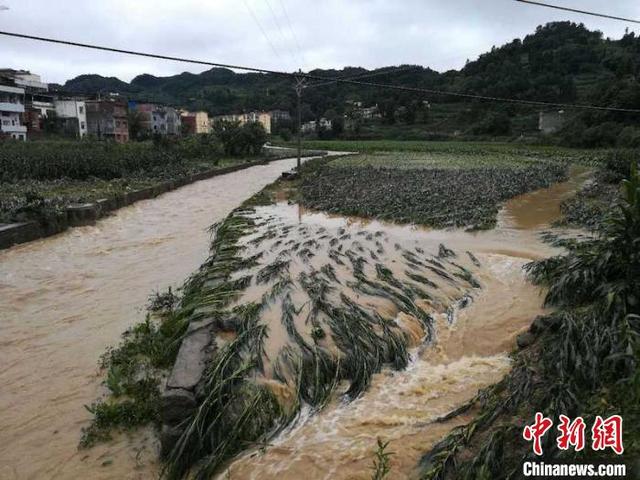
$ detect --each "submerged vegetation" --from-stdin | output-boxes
[157,201,480,478]
[299,150,569,229]
[419,161,640,479]
[83,167,483,477]
[371,437,394,480]
[82,142,628,478]
[80,291,189,448]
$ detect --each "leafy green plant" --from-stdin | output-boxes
[371,437,394,480]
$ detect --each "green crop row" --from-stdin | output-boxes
[0,139,223,182]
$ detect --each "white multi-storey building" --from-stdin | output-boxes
[54,99,88,138]
[0,84,27,140]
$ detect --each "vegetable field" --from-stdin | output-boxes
[286,139,608,164]
[299,151,569,229]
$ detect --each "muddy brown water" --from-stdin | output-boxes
[0,157,317,479]
[0,162,589,479]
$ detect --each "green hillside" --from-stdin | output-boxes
[60,22,640,147]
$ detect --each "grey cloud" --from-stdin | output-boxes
[0,0,638,84]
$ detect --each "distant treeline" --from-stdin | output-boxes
[60,22,640,148]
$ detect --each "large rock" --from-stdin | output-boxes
[161,388,196,426]
[160,424,184,458]
[166,318,215,391]
[517,332,536,349]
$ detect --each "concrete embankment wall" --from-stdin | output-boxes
[0,154,314,251]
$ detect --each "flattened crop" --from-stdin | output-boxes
[300,155,567,229]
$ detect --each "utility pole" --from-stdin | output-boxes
[294,70,305,170]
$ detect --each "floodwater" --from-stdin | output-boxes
[219,168,591,480]
[497,165,591,230]
[0,157,315,480]
[0,159,589,480]
[219,208,559,480]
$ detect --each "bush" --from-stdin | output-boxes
[617,126,640,148]
[581,121,623,148]
[278,128,292,142]
[602,149,639,183]
[472,112,512,136]
[212,120,267,156]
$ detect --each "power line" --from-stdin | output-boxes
[242,0,289,68]
[335,76,640,113]
[307,65,421,89]
[0,30,292,76]
[515,0,640,24]
[263,0,301,69]
[1,30,639,113]
[277,0,307,69]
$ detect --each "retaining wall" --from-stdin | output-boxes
[0,155,313,251]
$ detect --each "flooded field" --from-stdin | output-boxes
[217,203,557,480]
[0,158,589,479]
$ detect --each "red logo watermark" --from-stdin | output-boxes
[523,413,623,456]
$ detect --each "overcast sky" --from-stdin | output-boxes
[1,0,638,84]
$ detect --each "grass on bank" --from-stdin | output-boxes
[80,288,187,447]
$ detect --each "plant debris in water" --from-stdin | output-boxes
[419,161,640,479]
[157,201,482,478]
[84,186,483,479]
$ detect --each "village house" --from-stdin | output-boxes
[180,110,210,135]
[269,109,291,122]
[301,117,332,134]
[0,83,27,141]
[130,102,181,136]
[539,110,565,134]
[0,69,54,135]
[345,100,381,121]
[152,106,181,136]
[86,99,129,143]
[54,98,88,138]
[360,105,380,120]
[212,111,272,134]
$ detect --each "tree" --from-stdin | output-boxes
[331,116,344,136]
[127,111,146,141]
[473,111,512,136]
[212,120,267,156]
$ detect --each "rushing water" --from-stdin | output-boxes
[0,160,589,480]
[218,208,559,480]
[0,157,314,479]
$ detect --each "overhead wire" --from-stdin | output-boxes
[263,0,301,69]
[242,0,289,69]
[514,0,640,24]
[276,0,307,70]
[1,30,639,113]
